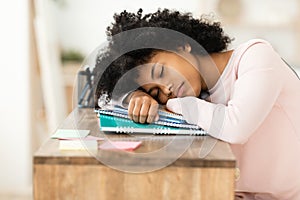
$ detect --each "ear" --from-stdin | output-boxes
[177,43,192,53]
[183,43,191,53]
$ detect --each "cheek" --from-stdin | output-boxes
[136,76,153,88]
[136,74,146,85]
[186,75,201,96]
[174,63,199,81]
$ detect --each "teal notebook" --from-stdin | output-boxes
[96,106,207,135]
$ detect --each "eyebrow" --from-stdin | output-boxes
[151,63,157,80]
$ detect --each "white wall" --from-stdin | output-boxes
[296,68,300,77]
[0,0,31,195]
[50,0,300,69]
[51,0,201,55]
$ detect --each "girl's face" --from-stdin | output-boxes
[136,50,203,104]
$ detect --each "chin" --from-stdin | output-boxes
[184,92,197,97]
[187,89,198,97]
[190,92,200,98]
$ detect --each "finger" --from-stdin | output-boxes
[128,100,135,120]
[155,114,159,122]
[132,102,143,122]
[139,102,151,123]
[146,103,159,123]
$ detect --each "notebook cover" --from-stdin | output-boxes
[98,111,207,135]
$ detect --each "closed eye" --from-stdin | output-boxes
[159,65,164,78]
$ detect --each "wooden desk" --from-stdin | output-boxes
[33,108,236,200]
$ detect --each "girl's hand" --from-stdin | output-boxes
[128,90,159,124]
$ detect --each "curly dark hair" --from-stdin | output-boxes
[94,8,232,107]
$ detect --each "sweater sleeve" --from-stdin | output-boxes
[167,42,284,144]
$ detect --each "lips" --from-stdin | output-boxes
[176,82,184,97]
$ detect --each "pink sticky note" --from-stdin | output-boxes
[99,141,142,151]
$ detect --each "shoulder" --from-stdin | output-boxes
[234,39,273,56]
[237,39,281,65]
[233,39,283,74]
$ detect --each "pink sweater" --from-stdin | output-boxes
[168,39,300,199]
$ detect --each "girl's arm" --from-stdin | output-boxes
[167,42,284,144]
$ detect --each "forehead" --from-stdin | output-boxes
[136,51,181,74]
[135,62,155,85]
[135,51,187,82]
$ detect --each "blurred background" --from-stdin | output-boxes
[0,0,299,199]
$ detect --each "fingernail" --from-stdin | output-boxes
[155,114,159,121]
